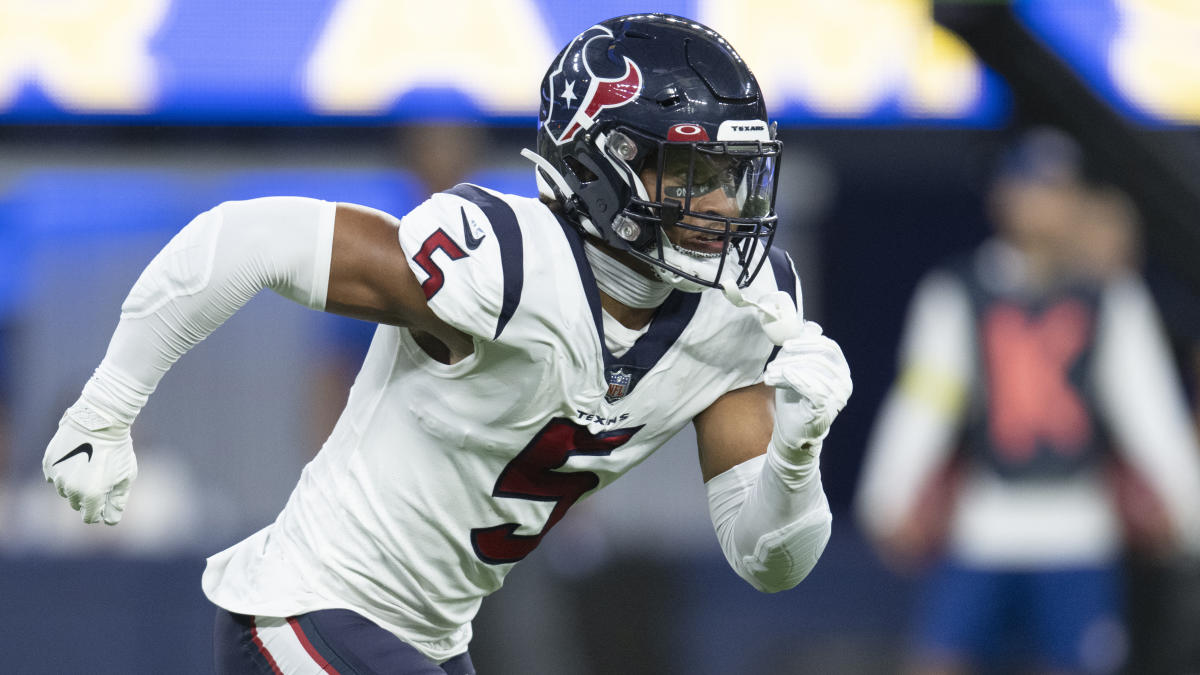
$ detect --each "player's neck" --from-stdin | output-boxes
[599,291,656,331]
[582,237,673,319]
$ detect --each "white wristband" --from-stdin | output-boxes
[766,437,822,490]
[75,361,154,429]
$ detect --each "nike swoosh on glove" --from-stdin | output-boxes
[763,322,853,458]
[42,402,138,525]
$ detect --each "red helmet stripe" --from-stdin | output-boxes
[582,58,641,119]
[560,57,643,142]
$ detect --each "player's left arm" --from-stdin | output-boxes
[1094,276,1200,553]
[696,323,852,593]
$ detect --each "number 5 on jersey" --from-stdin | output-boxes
[412,228,468,299]
[471,418,643,565]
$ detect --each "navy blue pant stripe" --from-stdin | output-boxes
[291,613,361,673]
[214,609,278,675]
[214,607,476,675]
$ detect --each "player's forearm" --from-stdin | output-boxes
[853,386,961,543]
[81,197,335,424]
[705,321,847,593]
[707,446,832,593]
[1095,277,1200,552]
[854,272,971,543]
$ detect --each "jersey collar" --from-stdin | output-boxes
[553,213,701,401]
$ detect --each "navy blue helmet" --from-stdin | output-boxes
[526,14,782,291]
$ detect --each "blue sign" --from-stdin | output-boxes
[0,0,1008,126]
[1018,0,1200,127]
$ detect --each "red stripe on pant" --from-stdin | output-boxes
[249,618,284,675]
[288,616,342,674]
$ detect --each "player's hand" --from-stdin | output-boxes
[42,401,138,525]
[763,322,852,458]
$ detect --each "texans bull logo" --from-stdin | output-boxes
[544,25,643,145]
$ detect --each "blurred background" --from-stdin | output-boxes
[2,0,1200,673]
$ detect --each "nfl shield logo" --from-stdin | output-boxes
[605,368,632,402]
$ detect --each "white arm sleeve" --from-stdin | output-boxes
[1093,276,1200,553]
[853,271,973,541]
[706,448,833,593]
[80,197,336,424]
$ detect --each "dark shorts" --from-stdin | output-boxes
[912,558,1126,673]
[214,607,476,675]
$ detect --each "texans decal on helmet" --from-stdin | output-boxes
[545,25,643,145]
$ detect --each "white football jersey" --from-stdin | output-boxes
[202,184,800,662]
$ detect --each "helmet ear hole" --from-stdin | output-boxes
[564,155,599,184]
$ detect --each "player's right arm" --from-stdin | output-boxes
[326,202,472,355]
[42,197,464,525]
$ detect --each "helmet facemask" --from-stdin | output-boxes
[600,125,782,291]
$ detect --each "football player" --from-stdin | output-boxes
[42,14,851,674]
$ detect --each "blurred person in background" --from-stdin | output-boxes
[1073,183,1200,674]
[854,127,1200,675]
[397,123,488,198]
[1070,184,1142,284]
[38,15,852,674]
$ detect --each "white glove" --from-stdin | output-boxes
[42,400,138,525]
[763,322,853,460]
